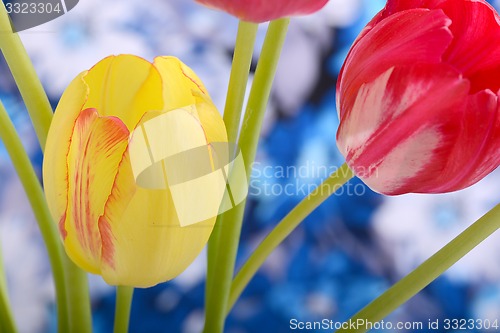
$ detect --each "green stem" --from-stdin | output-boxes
[203,18,290,333]
[64,257,92,333]
[223,21,259,143]
[0,4,93,332]
[0,2,53,151]
[238,18,290,175]
[228,164,354,311]
[335,203,500,333]
[206,20,258,311]
[0,100,69,332]
[0,239,18,333]
[113,286,134,333]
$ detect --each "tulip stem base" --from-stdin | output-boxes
[203,18,290,333]
[64,258,92,333]
[206,20,258,310]
[228,163,354,311]
[114,286,134,333]
[0,239,18,333]
[334,204,500,333]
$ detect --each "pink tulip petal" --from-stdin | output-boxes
[465,90,500,181]
[349,0,447,45]
[381,0,447,16]
[357,0,500,94]
[337,9,453,121]
[432,90,500,192]
[438,0,500,93]
[337,64,470,195]
[196,0,327,22]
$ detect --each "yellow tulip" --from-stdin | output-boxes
[42,55,229,287]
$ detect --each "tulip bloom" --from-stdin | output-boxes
[195,0,328,23]
[336,0,500,195]
[43,55,228,287]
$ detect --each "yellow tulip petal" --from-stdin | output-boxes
[153,56,206,111]
[129,107,209,189]
[193,91,228,143]
[98,150,215,287]
[43,71,89,234]
[83,55,163,131]
[62,108,129,273]
[129,108,230,226]
[153,56,227,143]
[177,58,209,96]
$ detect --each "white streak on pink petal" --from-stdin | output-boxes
[340,67,394,158]
[363,127,443,194]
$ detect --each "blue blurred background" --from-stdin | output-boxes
[2,0,500,332]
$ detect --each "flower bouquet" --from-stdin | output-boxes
[1,0,500,332]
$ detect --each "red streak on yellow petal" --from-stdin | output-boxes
[98,217,115,268]
[72,109,101,258]
[179,65,206,95]
[59,212,67,240]
[97,150,136,270]
[65,107,129,268]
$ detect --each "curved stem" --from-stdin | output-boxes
[228,164,354,311]
[0,4,93,332]
[203,18,290,333]
[0,240,18,333]
[206,20,258,310]
[334,203,500,333]
[0,100,69,332]
[0,1,53,151]
[113,286,134,333]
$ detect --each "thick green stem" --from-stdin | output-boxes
[228,164,354,311]
[64,257,92,333]
[0,2,53,151]
[206,20,258,311]
[335,204,500,333]
[0,100,69,332]
[203,18,290,333]
[0,240,18,333]
[113,286,134,333]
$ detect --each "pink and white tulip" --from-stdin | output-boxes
[336,0,500,195]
